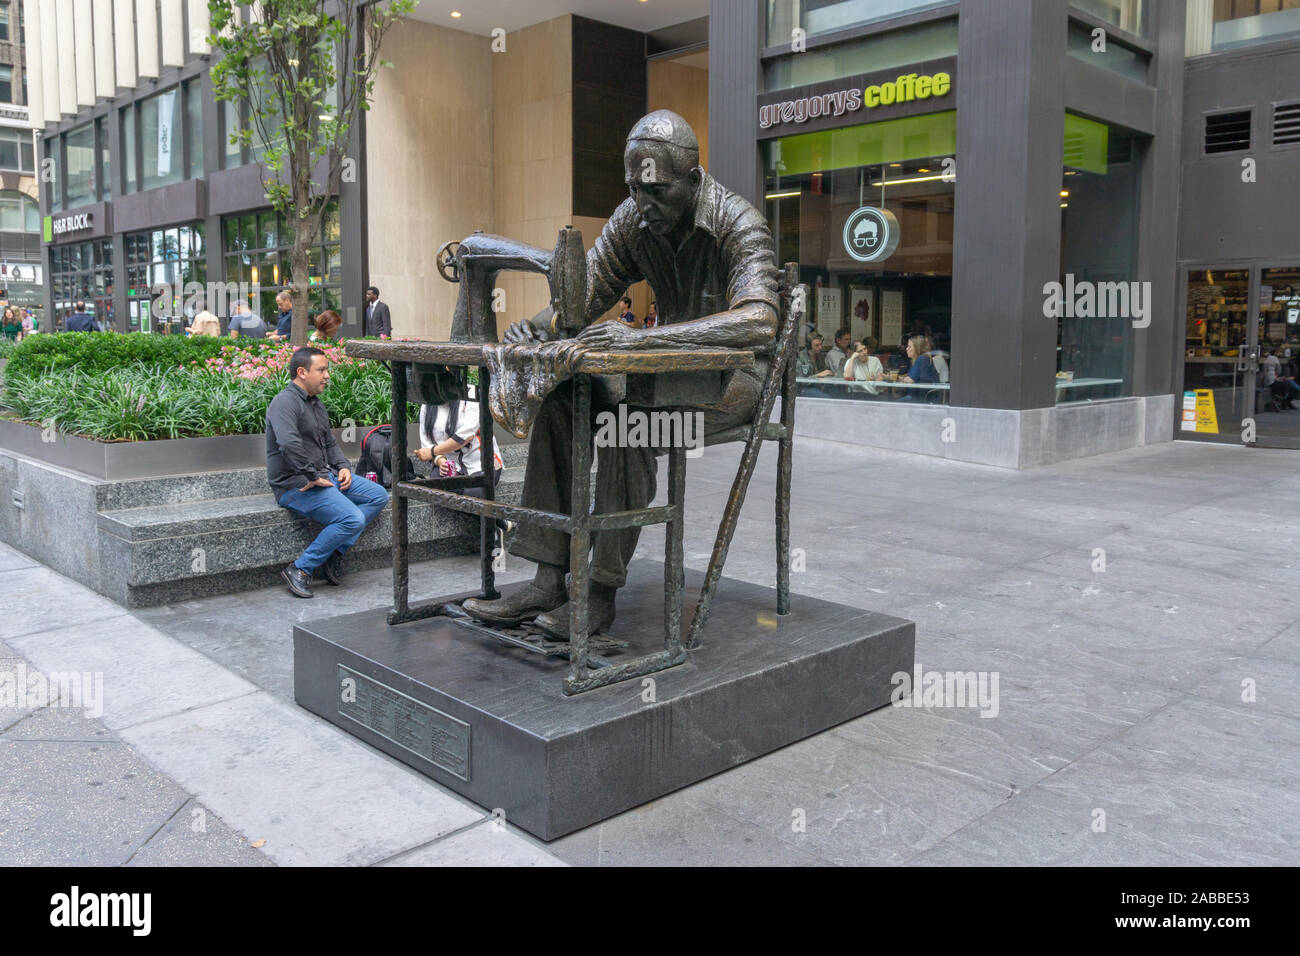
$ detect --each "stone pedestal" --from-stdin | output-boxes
[294,560,914,841]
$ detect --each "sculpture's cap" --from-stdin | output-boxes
[626,110,699,152]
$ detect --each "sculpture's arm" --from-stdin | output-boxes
[576,301,776,351]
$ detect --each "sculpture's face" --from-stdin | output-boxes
[624,141,700,238]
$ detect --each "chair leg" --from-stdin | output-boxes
[776,432,792,615]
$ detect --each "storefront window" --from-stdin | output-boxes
[49,240,114,330]
[1187,0,1300,55]
[1054,115,1140,404]
[1071,0,1147,36]
[764,111,956,405]
[140,87,185,192]
[223,201,343,319]
[125,223,206,333]
[65,124,96,207]
[766,0,954,48]
[765,17,958,90]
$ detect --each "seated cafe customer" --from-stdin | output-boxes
[266,347,390,599]
[899,334,939,401]
[843,337,885,396]
[826,328,853,377]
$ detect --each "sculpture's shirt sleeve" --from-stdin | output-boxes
[583,200,645,327]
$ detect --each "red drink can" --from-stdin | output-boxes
[365,471,378,483]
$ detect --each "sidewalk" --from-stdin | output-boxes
[2,436,1297,865]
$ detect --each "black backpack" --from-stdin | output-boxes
[356,425,394,488]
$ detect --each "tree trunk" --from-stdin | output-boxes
[290,217,312,346]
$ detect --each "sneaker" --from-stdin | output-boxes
[321,551,344,586]
[282,563,314,599]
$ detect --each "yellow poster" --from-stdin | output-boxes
[1194,389,1218,433]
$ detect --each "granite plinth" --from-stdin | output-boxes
[294,559,915,841]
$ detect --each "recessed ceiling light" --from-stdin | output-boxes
[917,168,929,173]
[450,10,461,17]
[1059,189,1069,197]
[889,163,901,167]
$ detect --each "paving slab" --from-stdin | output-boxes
[126,797,275,867]
[118,691,486,866]
[0,566,129,641]
[381,822,566,867]
[911,698,1300,866]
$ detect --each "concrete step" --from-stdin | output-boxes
[95,472,524,608]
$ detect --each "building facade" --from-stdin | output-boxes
[709,0,1300,462]
[27,0,1300,461]
[0,0,41,326]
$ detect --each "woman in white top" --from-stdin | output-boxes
[415,386,504,494]
[843,337,885,396]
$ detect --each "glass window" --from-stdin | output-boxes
[46,138,61,211]
[122,103,137,194]
[65,124,96,207]
[140,87,184,191]
[0,190,38,232]
[220,200,344,323]
[185,79,204,180]
[221,99,241,168]
[124,224,206,332]
[1071,0,1147,36]
[0,65,10,103]
[0,128,18,169]
[1187,0,1300,55]
[764,114,956,405]
[766,0,954,47]
[19,137,33,172]
[1067,19,1149,83]
[765,17,957,91]
[1055,116,1140,404]
[0,4,9,44]
[97,117,111,200]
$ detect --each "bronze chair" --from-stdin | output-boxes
[689,261,806,647]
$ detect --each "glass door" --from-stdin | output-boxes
[1180,267,1251,443]
[1253,266,1300,448]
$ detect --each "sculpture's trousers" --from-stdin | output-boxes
[510,369,762,589]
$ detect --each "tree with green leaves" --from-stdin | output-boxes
[208,0,417,345]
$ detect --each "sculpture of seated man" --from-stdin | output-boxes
[462,109,780,639]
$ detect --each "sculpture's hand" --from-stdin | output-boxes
[503,319,547,344]
[577,319,644,351]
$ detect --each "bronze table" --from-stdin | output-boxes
[344,339,755,695]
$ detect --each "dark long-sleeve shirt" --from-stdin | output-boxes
[265,383,350,501]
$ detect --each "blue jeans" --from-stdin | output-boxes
[278,473,389,573]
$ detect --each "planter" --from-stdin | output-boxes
[0,417,424,481]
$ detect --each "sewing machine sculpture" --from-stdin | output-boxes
[292,108,915,840]
[437,226,587,344]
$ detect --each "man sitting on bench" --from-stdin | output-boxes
[266,347,390,598]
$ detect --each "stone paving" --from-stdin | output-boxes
[2,437,1297,865]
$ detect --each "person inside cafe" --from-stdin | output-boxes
[899,333,940,401]
[826,327,853,377]
[843,336,885,397]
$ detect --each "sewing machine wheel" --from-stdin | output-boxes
[436,240,461,283]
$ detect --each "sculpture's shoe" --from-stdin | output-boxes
[533,595,617,642]
[462,583,566,626]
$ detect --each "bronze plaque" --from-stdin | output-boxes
[337,665,470,780]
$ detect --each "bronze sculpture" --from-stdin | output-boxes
[457,110,781,640]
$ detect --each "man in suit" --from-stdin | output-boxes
[64,301,99,332]
[364,286,391,338]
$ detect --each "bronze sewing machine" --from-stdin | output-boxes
[436,227,587,343]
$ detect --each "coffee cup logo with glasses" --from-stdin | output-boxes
[842,206,900,263]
